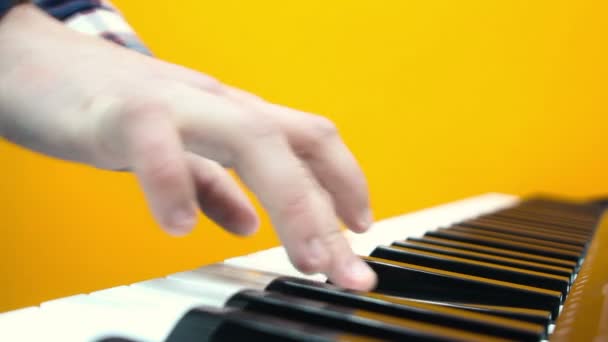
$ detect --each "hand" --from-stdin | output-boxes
[0,5,376,290]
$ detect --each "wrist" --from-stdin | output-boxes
[0,3,44,39]
[0,1,32,21]
[0,3,57,76]
[0,0,26,19]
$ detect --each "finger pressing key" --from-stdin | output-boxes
[231,128,376,291]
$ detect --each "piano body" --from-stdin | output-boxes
[1,193,606,341]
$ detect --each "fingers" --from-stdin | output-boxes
[268,104,372,233]
[225,86,373,233]
[114,85,376,290]
[229,126,377,291]
[116,95,258,236]
[185,153,259,236]
[155,60,225,95]
[122,103,198,236]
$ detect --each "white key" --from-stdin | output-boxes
[167,263,278,296]
[0,306,45,341]
[91,283,214,319]
[91,285,196,309]
[225,247,327,281]
[39,293,179,342]
[90,285,205,341]
[131,277,228,308]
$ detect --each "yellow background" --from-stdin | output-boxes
[2,0,608,312]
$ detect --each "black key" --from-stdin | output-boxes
[523,197,600,212]
[371,245,570,295]
[408,236,577,271]
[472,214,594,236]
[494,209,597,230]
[443,226,584,252]
[265,276,545,341]
[226,290,510,342]
[491,213,595,233]
[405,300,552,327]
[488,213,595,235]
[425,230,581,262]
[363,256,562,318]
[508,201,599,220]
[461,219,590,245]
[166,306,381,342]
[392,240,573,279]
[499,201,597,217]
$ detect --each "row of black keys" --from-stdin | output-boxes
[108,199,602,341]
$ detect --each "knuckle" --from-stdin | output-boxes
[249,120,281,141]
[240,116,282,142]
[229,86,264,103]
[200,76,225,95]
[194,165,221,196]
[144,154,183,185]
[230,113,285,163]
[311,115,338,135]
[309,115,338,140]
[119,98,170,124]
[278,191,313,221]
[291,254,319,274]
[318,229,346,251]
[87,97,166,168]
[298,116,338,155]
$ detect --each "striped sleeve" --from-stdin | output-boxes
[35,0,152,55]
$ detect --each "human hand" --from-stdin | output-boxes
[0,5,376,290]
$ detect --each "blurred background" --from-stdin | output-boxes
[1,0,607,312]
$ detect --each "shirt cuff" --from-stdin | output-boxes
[0,1,27,19]
[36,0,152,55]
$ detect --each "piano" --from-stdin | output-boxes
[1,193,606,341]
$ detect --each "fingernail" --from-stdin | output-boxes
[239,219,260,236]
[359,208,374,231]
[348,257,375,285]
[169,207,196,234]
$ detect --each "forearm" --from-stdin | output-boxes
[0,0,149,144]
[0,4,89,155]
[0,3,138,164]
[0,3,52,140]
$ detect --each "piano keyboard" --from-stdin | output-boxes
[2,193,607,341]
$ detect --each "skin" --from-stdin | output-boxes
[0,4,377,290]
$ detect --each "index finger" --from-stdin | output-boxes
[223,86,372,234]
[230,125,377,290]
